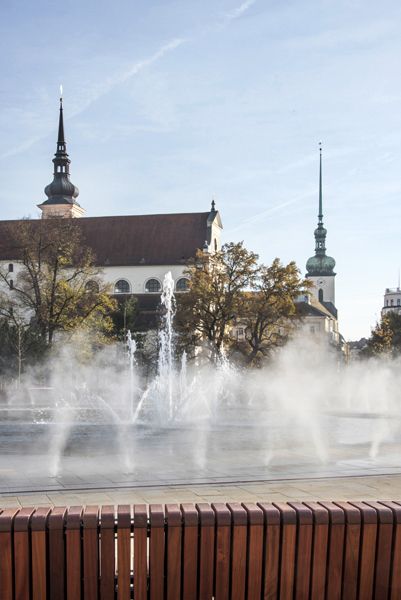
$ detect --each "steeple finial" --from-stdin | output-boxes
[318,142,323,222]
[58,85,65,146]
[211,197,216,212]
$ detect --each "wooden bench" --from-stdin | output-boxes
[0,501,401,598]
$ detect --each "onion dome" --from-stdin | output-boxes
[306,144,336,277]
[41,95,80,206]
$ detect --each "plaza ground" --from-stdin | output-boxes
[2,473,401,508]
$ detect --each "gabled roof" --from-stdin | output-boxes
[296,295,337,320]
[0,211,220,267]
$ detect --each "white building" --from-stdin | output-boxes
[382,287,401,316]
[0,98,222,325]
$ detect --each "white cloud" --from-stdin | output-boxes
[225,0,257,22]
[0,38,188,162]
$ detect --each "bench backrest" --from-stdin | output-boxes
[0,500,400,598]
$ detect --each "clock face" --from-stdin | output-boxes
[317,279,325,286]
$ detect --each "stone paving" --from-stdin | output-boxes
[2,473,401,508]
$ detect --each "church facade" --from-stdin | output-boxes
[0,98,222,316]
[0,98,343,346]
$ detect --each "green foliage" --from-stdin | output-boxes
[364,312,401,358]
[111,296,138,340]
[176,241,259,359]
[0,218,117,374]
[239,259,310,365]
[176,242,308,365]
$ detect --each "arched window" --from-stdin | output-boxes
[85,280,99,293]
[8,263,13,273]
[318,288,324,302]
[145,278,161,293]
[391,299,394,306]
[176,277,189,292]
[114,279,131,294]
[398,299,401,306]
[214,238,217,251]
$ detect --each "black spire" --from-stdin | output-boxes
[57,96,65,146]
[42,92,80,206]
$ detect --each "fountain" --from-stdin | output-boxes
[1,272,401,494]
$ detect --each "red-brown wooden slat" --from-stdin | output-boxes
[181,503,198,600]
[100,505,115,600]
[149,505,165,600]
[350,502,377,600]
[212,503,231,600]
[365,501,393,600]
[0,508,18,600]
[243,503,264,600]
[31,507,51,600]
[48,506,67,600]
[165,504,182,600]
[228,503,248,600]
[381,501,401,599]
[83,505,99,600]
[334,502,360,600]
[319,501,345,600]
[274,502,297,600]
[197,503,215,600]
[289,502,313,600]
[66,505,83,600]
[117,505,131,600]
[303,502,328,600]
[14,507,35,600]
[134,504,148,600]
[258,503,280,600]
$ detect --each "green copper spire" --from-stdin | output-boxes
[306,144,336,277]
[318,142,323,221]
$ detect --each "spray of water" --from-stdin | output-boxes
[3,272,401,487]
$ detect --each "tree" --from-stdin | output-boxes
[363,312,401,358]
[176,241,259,359]
[0,317,45,381]
[110,296,138,341]
[238,259,310,365]
[0,218,116,349]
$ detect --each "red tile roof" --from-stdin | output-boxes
[0,212,212,266]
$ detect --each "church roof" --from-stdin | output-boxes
[0,212,216,266]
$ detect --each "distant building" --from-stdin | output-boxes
[297,145,345,352]
[382,287,401,317]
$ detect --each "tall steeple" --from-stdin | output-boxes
[306,144,335,277]
[305,144,336,312]
[38,89,84,218]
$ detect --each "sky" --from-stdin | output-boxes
[1,0,401,341]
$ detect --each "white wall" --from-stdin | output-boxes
[308,275,335,305]
[102,264,189,294]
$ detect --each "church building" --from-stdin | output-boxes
[0,97,222,323]
[298,145,341,347]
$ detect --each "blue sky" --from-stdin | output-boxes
[1,0,401,340]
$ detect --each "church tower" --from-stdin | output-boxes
[38,92,84,218]
[306,144,337,315]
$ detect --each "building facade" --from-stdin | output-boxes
[382,287,401,316]
[0,98,222,316]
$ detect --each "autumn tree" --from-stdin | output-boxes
[238,259,310,365]
[0,218,116,349]
[176,242,259,359]
[363,312,401,358]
